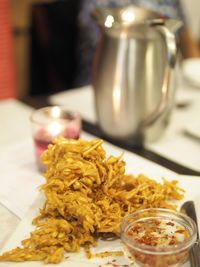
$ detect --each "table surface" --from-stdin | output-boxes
[47,74,200,175]
[24,91,200,176]
[0,79,199,265]
[0,100,34,249]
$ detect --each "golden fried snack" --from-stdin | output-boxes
[0,138,184,264]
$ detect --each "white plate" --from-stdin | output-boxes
[1,174,200,267]
[0,136,200,267]
[182,58,200,87]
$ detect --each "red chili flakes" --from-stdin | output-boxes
[126,218,189,248]
[136,236,157,246]
[169,239,176,245]
[154,220,161,226]
[175,229,185,233]
[166,221,175,226]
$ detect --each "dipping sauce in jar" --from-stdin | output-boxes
[127,219,190,247]
[121,208,197,267]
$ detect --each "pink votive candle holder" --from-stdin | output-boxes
[30,106,82,171]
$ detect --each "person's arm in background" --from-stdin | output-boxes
[163,0,200,58]
[130,0,200,59]
[179,26,200,58]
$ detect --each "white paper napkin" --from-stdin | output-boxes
[0,99,34,148]
[0,138,44,219]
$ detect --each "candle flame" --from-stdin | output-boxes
[51,106,61,118]
[48,122,62,137]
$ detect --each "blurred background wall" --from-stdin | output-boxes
[10,0,200,98]
[11,0,35,98]
[10,0,81,98]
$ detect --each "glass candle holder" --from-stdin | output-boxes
[30,106,81,171]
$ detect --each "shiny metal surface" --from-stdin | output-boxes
[92,5,182,145]
[180,201,200,267]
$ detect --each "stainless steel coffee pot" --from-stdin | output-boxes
[92,5,182,145]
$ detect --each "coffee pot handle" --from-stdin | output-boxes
[143,20,182,126]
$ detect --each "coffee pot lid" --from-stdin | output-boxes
[92,5,164,28]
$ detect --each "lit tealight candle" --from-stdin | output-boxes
[30,106,81,171]
[47,121,63,137]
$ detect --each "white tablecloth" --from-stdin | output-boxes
[0,98,178,250]
[49,81,200,172]
[0,98,199,267]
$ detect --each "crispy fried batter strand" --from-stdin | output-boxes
[0,138,184,264]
